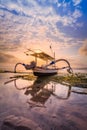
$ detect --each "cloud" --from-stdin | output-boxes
[0,52,19,63]
[72,9,82,19]
[0,0,83,27]
[72,0,82,6]
[0,7,82,57]
[79,39,87,56]
[0,0,84,46]
[0,3,69,50]
[0,0,86,69]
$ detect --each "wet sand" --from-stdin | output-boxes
[0,73,87,130]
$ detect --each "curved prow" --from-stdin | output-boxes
[14,63,24,73]
[45,58,73,74]
[14,61,36,73]
[55,59,70,67]
[55,59,73,73]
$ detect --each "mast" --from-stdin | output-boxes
[50,44,55,59]
[50,44,56,68]
[35,55,37,65]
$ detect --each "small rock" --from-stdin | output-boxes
[2,115,42,130]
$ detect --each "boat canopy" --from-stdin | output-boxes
[26,49,54,61]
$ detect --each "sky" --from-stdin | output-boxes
[0,0,87,69]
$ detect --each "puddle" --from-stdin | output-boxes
[0,73,87,130]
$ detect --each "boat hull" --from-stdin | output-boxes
[33,67,58,76]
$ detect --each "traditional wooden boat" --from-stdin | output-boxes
[14,48,73,76]
[33,67,58,76]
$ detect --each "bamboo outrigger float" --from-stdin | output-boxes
[14,48,73,76]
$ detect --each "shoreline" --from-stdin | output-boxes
[0,71,87,88]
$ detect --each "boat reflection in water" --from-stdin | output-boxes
[15,77,71,108]
[3,74,87,130]
[5,75,87,108]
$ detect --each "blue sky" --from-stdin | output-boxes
[0,0,87,69]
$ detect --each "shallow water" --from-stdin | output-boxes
[0,73,87,130]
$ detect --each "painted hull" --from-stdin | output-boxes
[33,67,58,76]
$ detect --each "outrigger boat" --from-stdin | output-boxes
[14,48,73,76]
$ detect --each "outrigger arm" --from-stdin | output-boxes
[44,58,73,73]
[14,61,36,73]
[14,58,73,74]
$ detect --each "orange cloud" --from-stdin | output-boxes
[0,52,19,63]
[79,39,87,56]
